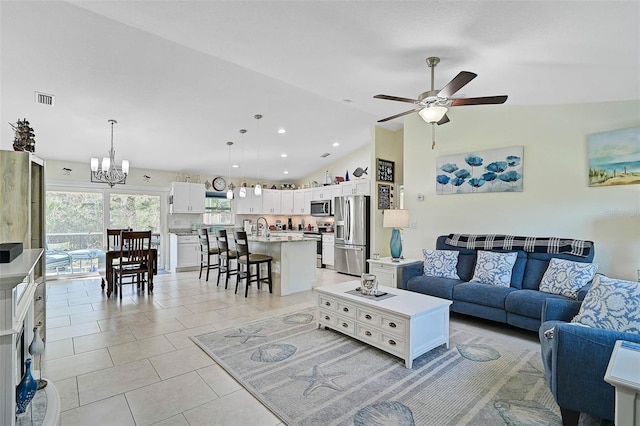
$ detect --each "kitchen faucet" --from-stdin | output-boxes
[256,217,269,237]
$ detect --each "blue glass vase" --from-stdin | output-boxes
[16,358,38,416]
[390,228,402,260]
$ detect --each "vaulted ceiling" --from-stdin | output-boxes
[1,1,638,182]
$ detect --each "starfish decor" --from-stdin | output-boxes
[225,327,266,344]
[291,365,346,396]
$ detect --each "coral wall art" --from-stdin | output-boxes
[588,127,640,187]
[436,146,523,195]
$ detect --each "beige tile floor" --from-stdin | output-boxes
[42,268,539,426]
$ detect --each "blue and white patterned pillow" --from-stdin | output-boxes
[539,258,599,299]
[470,251,517,287]
[422,249,460,279]
[572,274,640,333]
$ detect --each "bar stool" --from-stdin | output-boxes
[233,230,273,297]
[197,228,220,282]
[215,229,237,289]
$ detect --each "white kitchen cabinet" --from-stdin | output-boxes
[170,182,206,214]
[322,233,335,267]
[293,189,312,215]
[236,190,261,214]
[312,186,333,201]
[340,179,370,196]
[262,189,281,214]
[169,234,200,272]
[280,191,294,215]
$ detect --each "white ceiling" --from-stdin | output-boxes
[1,1,639,183]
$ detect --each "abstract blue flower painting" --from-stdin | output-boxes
[588,126,640,187]
[436,146,524,194]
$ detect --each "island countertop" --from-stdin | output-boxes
[246,235,314,243]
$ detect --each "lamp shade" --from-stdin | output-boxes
[383,209,409,229]
[418,106,448,123]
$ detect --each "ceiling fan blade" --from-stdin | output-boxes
[377,108,422,123]
[437,71,477,98]
[451,95,508,106]
[373,94,419,104]
[436,114,450,125]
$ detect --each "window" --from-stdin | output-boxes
[110,193,160,232]
[203,193,233,225]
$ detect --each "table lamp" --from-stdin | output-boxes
[383,209,409,262]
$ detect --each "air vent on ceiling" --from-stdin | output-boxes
[35,92,55,106]
[320,152,331,158]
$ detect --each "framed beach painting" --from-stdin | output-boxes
[588,127,640,187]
[436,146,523,195]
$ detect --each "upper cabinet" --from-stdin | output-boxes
[280,191,294,215]
[235,190,261,214]
[261,189,281,214]
[293,189,312,215]
[312,186,333,201]
[170,182,205,214]
[339,179,370,196]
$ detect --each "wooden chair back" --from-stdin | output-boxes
[198,228,211,253]
[107,228,132,249]
[119,231,152,268]
[233,231,250,259]
[215,229,231,255]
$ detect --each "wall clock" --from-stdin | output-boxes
[212,176,226,191]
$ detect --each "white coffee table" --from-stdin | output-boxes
[316,280,452,368]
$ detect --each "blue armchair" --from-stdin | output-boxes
[539,298,640,424]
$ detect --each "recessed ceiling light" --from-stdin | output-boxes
[278,128,286,134]
[280,153,287,158]
[342,99,353,103]
[283,170,289,174]
[332,142,340,147]
[232,164,239,168]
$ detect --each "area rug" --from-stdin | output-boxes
[191,309,561,425]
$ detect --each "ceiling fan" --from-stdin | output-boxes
[374,57,508,126]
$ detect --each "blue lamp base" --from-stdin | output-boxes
[390,228,402,261]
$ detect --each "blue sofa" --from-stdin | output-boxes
[399,235,595,332]
[539,298,640,423]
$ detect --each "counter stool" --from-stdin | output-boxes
[197,228,220,282]
[215,229,237,289]
[233,230,273,297]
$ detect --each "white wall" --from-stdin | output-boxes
[402,100,640,280]
[295,145,372,188]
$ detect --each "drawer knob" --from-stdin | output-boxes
[389,339,396,346]
[389,322,397,328]
[325,301,331,306]
[365,331,372,337]
[343,307,349,312]
[342,322,348,328]
[365,314,372,320]
[324,315,330,321]
[35,296,43,301]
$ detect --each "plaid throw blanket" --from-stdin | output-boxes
[445,234,594,258]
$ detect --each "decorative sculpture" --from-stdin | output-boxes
[28,324,47,389]
[15,358,38,417]
[9,118,36,152]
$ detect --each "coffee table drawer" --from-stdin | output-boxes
[337,302,356,318]
[356,323,381,343]
[380,313,406,337]
[318,309,338,327]
[319,296,338,311]
[334,317,355,335]
[357,308,381,325]
[381,332,405,356]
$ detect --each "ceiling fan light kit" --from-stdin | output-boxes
[374,56,508,147]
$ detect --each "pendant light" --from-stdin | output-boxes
[239,128,247,198]
[226,141,234,200]
[254,114,263,196]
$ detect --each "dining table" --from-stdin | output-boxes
[100,247,158,298]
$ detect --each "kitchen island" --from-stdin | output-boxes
[246,235,316,296]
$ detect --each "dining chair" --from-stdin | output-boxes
[113,230,152,299]
[104,228,133,290]
[233,230,273,297]
[197,228,220,282]
[215,229,237,289]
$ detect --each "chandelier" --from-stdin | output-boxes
[90,119,129,187]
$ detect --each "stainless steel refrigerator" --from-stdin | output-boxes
[334,195,370,276]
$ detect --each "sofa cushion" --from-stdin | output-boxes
[422,249,460,279]
[453,282,517,309]
[505,289,568,319]
[572,274,640,333]
[471,251,517,287]
[407,275,462,300]
[539,258,599,299]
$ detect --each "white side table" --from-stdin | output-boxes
[367,257,421,288]
[604,340,640,426]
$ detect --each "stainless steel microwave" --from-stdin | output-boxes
[310,200,331,216]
